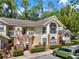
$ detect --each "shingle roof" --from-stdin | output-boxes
[0,17,37,27]
[36,16,66,28]
[59,29,72,37]
[0,16,66,27]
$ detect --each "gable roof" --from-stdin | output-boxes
[59,29,73,37]
[0,16,66,27]
[36,16,66,28]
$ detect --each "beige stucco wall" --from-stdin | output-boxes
[32,34,41,46]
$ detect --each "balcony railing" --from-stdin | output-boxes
[7,30,35,37]
[8,30,14,37]
[26,31,35,35]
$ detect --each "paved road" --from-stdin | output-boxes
[32,54,62,59]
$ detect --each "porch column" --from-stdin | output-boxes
[29,36,32,52]
[57,32,61,44]
[57,32,65,45]
[46,34,51,49]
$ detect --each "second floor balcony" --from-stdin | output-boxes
[7,30,14,37]
[7,30,35,37]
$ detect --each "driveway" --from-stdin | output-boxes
[31,54,62,59]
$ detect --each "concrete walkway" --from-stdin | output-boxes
[9,50,53,59]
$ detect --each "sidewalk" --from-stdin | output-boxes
[25,49,53,59]
[9,49,53,59]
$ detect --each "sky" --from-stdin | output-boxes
[13,0,79,14]
[16,0,71,10]
[3,0,79,15]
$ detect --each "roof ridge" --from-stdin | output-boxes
[0,17,35,22]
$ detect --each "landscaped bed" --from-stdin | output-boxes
[13,49,24,57]
[50,41,77,49]
[31,45,45,53]
[72,39,79,44]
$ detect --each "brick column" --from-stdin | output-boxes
[29,36,32,52]
[57,33,60,44]
[13,37,23,50]
[57,32,65,45]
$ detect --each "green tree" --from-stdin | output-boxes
[34,0,44,18]
[56,5,79,34]
[21,0,30,20]
[4,0,18,18]
[30,5,40,21]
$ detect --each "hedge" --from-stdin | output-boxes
[50,44,61,49]
[64,42,75,46]
[50,42,75,49]
[31,46,45,53]
[13,50,24,57]
[72,39,79,44]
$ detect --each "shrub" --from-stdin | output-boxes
[31,46,45,53]
[34,45,44,48]
[72,39,79,44]
[50,44,61,49]
[64,42,74,46]
[13,50,24,57]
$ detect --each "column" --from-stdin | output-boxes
[46,34,51,49]
[29,36,32,52]
[13,37,23,50]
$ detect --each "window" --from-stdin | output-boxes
[65,33,70,37]
[49,23,57,33]
[73,49,79,56]
[42,27,46,34]
[0,22,4,32]
[0,25,4,32]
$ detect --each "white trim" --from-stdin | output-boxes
[0,40,1,50]
[0,19,9,25]
[0,33,11,39]
[43,16,66,28]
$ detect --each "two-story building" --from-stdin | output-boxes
[0,16,72,50]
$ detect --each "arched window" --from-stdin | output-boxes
[65,33,70,37]
[49,23,57,33]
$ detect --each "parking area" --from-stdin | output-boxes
[32,54,62,59]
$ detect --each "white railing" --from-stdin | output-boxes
[8,30,14,37]
[26,31,35,35]
[7,30,14,37]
